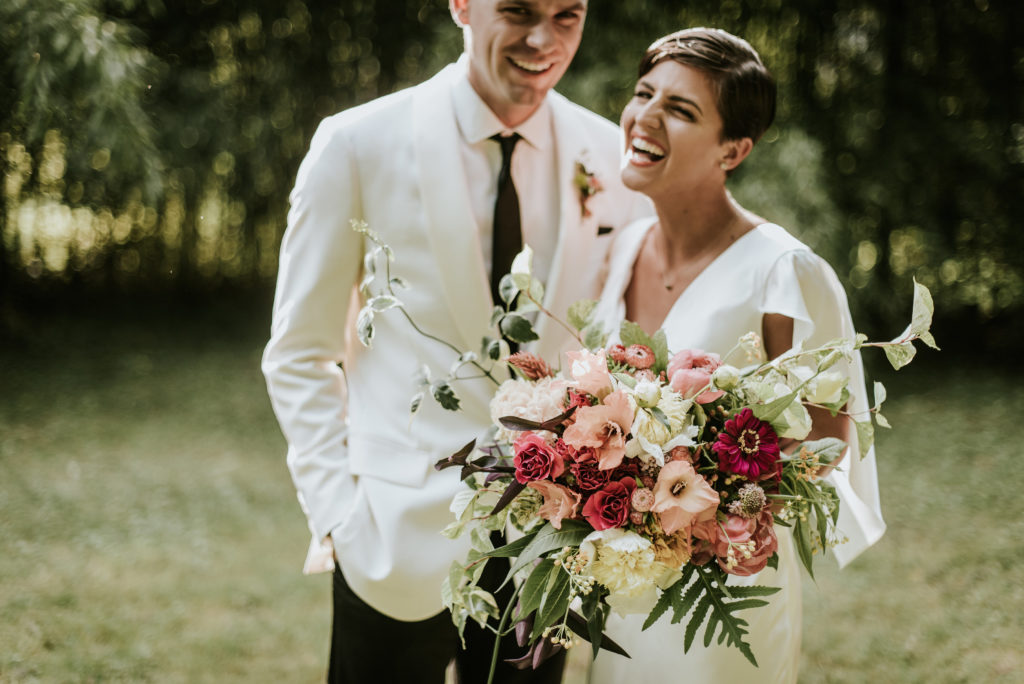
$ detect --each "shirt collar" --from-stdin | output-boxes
[452,55,552,152]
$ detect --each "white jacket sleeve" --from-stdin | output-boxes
[262,118,364,553]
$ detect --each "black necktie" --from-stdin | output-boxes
[490,133,522,305]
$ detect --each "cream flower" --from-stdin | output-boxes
[489,376,568,442]
[583,529,677,616]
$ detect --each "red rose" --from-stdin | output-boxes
[581,477,637,530]
[513,432,565,484]
[570,457,611,491]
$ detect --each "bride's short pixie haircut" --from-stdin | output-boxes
[640,28,776,143]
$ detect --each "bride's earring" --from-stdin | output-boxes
[719,161,728,170]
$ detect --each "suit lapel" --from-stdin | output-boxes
[412,64,495,351]
[532,93,597,362]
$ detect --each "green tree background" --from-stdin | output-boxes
[2,0,1021,349]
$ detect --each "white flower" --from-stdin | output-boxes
[489,376,568,442]
[583,529,677,616]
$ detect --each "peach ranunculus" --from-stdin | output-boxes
[668,349,725,404]
[651,459,719,535]
[527,480,582,529]
[693,511,778,576]
[725,510,779,576]
[561,390,635,470]
[565,349,614,399]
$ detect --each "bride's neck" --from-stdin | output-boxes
[652,190,751,263]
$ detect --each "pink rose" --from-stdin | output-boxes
[668,349,725,404]
[726,511,779,576]
[651,460,720,535]
[513,432,565,484]
[528,480,581,529]
[562,390,635,471]
[581,477,637,530]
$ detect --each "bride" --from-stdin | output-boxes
[588,28,886,682]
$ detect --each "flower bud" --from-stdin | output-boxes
[711,364,741,391]
[633,380,661,408]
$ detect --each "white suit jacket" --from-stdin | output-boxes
[263,60,650,621]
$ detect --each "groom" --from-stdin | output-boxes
[262,1,648,681]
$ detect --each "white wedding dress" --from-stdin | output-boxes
[588,218,886,684]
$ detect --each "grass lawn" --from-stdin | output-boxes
[1,302,1021,682]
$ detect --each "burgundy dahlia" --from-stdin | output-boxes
[712,408,780,480]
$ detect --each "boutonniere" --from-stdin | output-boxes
[573,158,604,218]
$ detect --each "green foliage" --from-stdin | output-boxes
[646,565,780,668]
[2,0,1021,348]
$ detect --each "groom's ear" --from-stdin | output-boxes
[719,137,754,173]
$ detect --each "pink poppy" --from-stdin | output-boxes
[562,390,635,470]
[528,480,581,529]
[651,460,720,535]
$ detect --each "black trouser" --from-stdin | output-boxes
[329,556,566,684]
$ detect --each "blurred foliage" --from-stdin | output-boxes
[1,0,1021,346]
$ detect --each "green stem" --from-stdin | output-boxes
[487,583,522,684]
[523,291,584,347]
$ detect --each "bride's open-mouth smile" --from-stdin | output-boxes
[628,135,666,166]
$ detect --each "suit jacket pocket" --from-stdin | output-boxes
[347,433,434,489]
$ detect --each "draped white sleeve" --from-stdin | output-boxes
[760,249,886,566]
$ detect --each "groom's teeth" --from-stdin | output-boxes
[631,138,666,157]
[511,58,552,73]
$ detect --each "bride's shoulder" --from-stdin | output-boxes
[751,223,813,256]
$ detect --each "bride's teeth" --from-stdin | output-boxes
[632,138,666,157]
[511,58,552,73]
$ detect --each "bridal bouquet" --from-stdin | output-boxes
[351,221,936,675]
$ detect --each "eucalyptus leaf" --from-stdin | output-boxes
[510,245,534,276]
[583,324,609,351]
[356,308,375,347]
[910,278,935,339]
[500,313,539,343]
[612,372,637,388]
[431,381,461,411]
[855,419,874,458]
[883,340,916,370]
[873,381,887,410]
[499,274,519,305]
[750,390,798,424]
[651,329,670,372]
[368,294,401,312]
[409,391,424,416]
[568,299,598,331]
[619,319,654,349]
[875,412,891,429]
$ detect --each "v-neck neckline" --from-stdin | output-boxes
[620,219,769,334]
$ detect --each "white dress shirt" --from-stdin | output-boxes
[451,70,560,289]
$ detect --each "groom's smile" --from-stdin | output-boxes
[454,0,587,127]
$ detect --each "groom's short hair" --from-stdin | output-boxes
[639,27,776,144]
